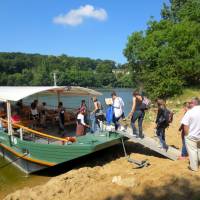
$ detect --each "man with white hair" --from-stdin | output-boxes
[181,97,200,171]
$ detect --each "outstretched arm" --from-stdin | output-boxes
[91,102,98,114]
[128,97,136,117]
[183,125,189,136]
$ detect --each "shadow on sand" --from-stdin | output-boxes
[104,176,200,200]
[35,140,165,177]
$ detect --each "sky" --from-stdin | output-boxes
[0,0,167,64]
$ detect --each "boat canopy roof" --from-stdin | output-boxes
[0,86,102,102]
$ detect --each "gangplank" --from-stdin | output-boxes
[117,128,181,161]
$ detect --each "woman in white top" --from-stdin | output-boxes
[111,91,124,130]
[76,107,90,136]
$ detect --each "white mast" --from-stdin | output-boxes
[53,72,57,86]
[53,72,60,103]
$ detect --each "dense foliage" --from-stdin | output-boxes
[0,53,133,88]
[124,0,200,99]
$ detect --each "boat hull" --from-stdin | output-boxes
[0,130,124,173]
[0,144,47,173]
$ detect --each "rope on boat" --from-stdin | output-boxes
[0,150,28,170]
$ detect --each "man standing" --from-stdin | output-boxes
[111,91,124,130]
[181,97,200,171]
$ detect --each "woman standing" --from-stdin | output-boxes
[128,90,144,138]
[155,99,168,150]
[57,102,65,134]
[91,96,103,132]
[76,107,90,136]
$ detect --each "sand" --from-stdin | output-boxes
[3,107,200,200]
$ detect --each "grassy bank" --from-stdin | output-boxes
[144,87,200,124]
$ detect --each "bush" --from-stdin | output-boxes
[142,66,183,100]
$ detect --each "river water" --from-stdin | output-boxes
[0,88,133,199]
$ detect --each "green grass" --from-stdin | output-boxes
[168,88,200,109]
[144,87,200,123]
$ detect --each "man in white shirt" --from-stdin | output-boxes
[181,97,200,171]
[111,91,124,130]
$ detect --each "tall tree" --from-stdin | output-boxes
[124,0,200,99]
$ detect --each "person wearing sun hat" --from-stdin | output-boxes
[76,107,90,136]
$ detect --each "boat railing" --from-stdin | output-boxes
[0,118,75,145]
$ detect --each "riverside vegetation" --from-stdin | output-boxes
[0,1,200,97]
[0,52,133,88]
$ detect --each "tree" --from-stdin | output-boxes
[124,0,200,99]
[0,52,130,87]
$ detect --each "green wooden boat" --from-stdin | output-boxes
[0,86,124,173]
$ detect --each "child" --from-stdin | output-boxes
[155,99,168,150]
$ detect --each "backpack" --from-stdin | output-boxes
[164,109,174,127]
[140,96,151,110]
[106,105,113,125]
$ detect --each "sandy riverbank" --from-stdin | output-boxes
[3,93,200,200]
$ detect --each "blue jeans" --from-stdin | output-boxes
[113,114,122,130]
[181,132,188,156]
[90,113,100,133]
[131,110,145,137]
[156,127,167,148]
[58,117,65,131]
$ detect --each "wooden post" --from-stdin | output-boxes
[88,95,91,112]
[20,128,23,140]
[6,101,12,136]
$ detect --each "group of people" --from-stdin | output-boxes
[14,99,67,134]
[75,91,200,172]
[76,97,104,136]
[75,90,147,138]
[1,91,200,172]
[153,97,200,171]
[126,92,200,172]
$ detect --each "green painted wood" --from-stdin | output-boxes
[0,130,123,165]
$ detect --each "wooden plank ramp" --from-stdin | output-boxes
[117,128,181,161]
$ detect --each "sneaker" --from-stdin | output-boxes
[178,156,188,160]
[164,145,169,152]
[188,166,198,172]
[132,134,137,138]
[157,145,168,151]
[132,133,137,137]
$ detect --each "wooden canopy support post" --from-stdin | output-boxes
[6,100,12,136]
[88,95,91,112]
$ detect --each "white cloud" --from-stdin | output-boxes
[53,5,107,26]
